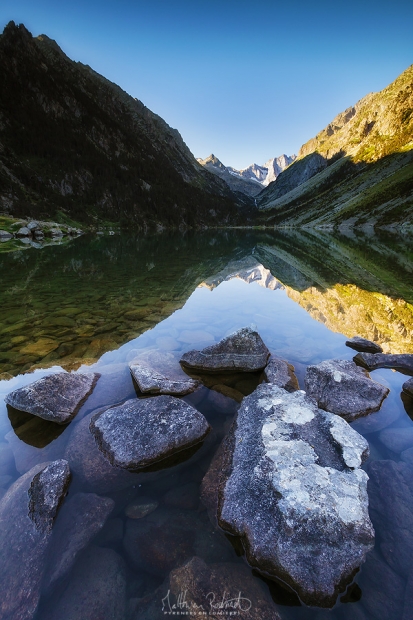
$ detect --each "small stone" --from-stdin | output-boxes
[125,497,159,519]
[129,350,199,396]
[346,336,383,353]
[305,359,389,421]
[16,226,31,237]
[403,377,413,397]
[180,326,270,373]
[90,396,210,470]
[27,221,40,232]
[0,230,13,240]
[264,355,299,392]
[354,352,413,373]
[5,372,100,424]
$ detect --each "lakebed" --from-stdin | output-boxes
[0,229,412,620]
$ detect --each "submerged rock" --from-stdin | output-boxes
[217,384,374,607]
[402,377,413,397]
[354,352,413,373]
[305,359,389,421]
[41,546,126,620]
[0,460,71,620]
[43,492,114,591]
[180,326,270,373]
[90,396,210,470]
[5,372,100,424]
[134,556,281,619]
[264,355,299,392]
[346,336,383,353]
[125,497,158,519]
[129,350,200,395]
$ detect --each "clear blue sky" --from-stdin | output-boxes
[1,0,412,169]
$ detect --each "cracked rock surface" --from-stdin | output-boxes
[305,359,389,421]
[216,384,374,607]
[180,326,270,373]
[5,372,100,424]
[90,396,210,470]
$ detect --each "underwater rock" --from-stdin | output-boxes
[354,352,413,373]
[180,327,270,373]
[264,355,299,392]
[41,546,126,620]
[163,482,199,510]
[305,359,389,421]
[64,411,135,494]
[133,556,281,619]
[5,372,100,424]
[43,492,114,591]
[90,396,210,470]
[0,460,71,620]
[129,350,200,395]
[125,497,159,519]
[346,336,383,353]
[217,384,374,607]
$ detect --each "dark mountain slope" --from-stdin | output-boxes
[0,22,245,228]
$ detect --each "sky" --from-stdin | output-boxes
[1,0,413,169]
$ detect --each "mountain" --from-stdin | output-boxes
[197,153,295,197]
[257,65,413,229]
[0,22,245,229]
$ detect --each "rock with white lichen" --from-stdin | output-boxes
[305,359,389,421]
[216,384,374,607]
[180,327,270,373]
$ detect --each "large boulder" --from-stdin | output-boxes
[305,359,389,421]
[346,336,383,354]
[216,384,374,607]
[0,460,71,620]
[43,492,114,591]
[264,355,299,392]
[354,352,413,373]
[180,327,270,373]
[5,372,100,424]
[90,396,210,470]
[129,350,200,396]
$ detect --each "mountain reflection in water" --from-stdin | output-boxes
[0,229,412,620]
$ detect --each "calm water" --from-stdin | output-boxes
[0,229,413,619]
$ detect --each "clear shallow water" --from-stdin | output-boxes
[0,230,413,619]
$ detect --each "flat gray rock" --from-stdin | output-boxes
[346,336,383,353]
[264,355,299,392]
[402,377,413,397]
[5,372,100,424]
[217,384,374,607]
[43,492,114,591]
[90,396,210,470]
[180,326,270,373]
[0,230,13,240]
[0,460,71,620]
[129,350,200,395]
[354,352,413,373]
[305,359,389,421]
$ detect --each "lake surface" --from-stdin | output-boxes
[0,229,413,619]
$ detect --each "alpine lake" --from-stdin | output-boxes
[0,228,413,620]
